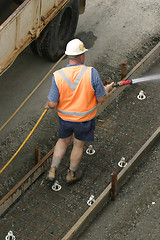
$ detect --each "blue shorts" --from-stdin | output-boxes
[58,117,95,142]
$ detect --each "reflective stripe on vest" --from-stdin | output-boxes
[57,66,88,91]
[57,105,97,116]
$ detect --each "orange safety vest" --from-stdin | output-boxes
[54,65,97,122]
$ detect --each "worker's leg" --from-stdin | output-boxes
[66,137,85,183]
[53,136,72,161]
[70,137,85,170]
[47,135,72,181]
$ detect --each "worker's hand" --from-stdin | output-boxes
[45,102,50,109]
[45,100,58,109]
[105,82,115,93]
[110,82,115,88]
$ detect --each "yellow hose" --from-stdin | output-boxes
[0,109,48,174]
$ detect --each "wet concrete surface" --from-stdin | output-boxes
[0,58,160,239]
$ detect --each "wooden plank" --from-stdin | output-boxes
[0,147,54,216]
[62,184,112,240]
[117,126,160,187]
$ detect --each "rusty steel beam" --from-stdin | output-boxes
[111,171,118,201]
[35,147,41,164]
[121,62,127,79]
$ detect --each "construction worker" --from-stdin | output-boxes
[45,39,114,184]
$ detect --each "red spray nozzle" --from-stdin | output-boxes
[114,80,132,87]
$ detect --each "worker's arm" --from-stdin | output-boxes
[97,95,106,103]
[45,100,58,109]
[46,75,59,109]
[97,82,114,103]
[91,68,115,104]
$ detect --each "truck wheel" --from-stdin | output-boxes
[30,42,39,55]
[14,0,24,4]
[40,0,80,61]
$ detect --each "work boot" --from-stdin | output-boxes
[66,169,83,184]
[46,166,56,183]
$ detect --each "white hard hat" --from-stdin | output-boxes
[65,39,88,56]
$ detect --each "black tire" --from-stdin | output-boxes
[14,0,24,4]
[39,0,80,61]
[0,0,12,13]
[30,41,39,55]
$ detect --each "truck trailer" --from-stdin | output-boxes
[0,0,86,75]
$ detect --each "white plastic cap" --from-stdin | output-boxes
[65,39,88,56]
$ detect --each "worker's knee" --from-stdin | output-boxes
[73,137,85,149]
[60,135,72,146]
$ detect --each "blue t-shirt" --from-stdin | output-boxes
[48,64,106,103]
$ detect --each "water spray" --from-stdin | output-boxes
[113,74,160,87]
